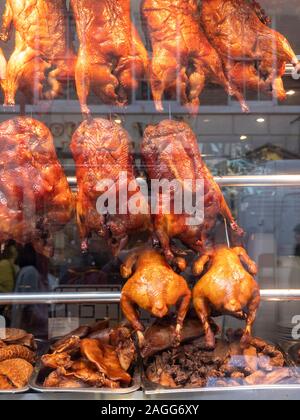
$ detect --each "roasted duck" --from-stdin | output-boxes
[142,120,244,267]
[0,117,74,256]
[193,246,260,349]
[71,118,151,256]
[120,248,192,348]
[141,315,219,358]
[141,0,248,113]
[70,0,148,114]
[201,0,300,101]
[0,0,76,106]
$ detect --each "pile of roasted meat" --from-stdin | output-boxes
[41,322,136,389]
[0,328,36,390]
[145,327,300,389]
[0,0,298,111]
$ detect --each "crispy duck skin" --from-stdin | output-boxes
[43,370,89,389]
[0,358,33,388]
[141,0,248,113]
[142,120,244,267]
[41,353,73,370]
[0,0,76,105]
[71,118,151,256]
[0,118,74,256]
[0,345,35,364]
[70,0,148,115]
[193,246,260,350]
[80,339,132,386]
[120,248,192,348]
[0,374,14,389]
[200,0,300,101]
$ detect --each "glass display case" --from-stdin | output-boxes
[0,0,299,400]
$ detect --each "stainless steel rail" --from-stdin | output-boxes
[0,290,299,305]
[67,175,300,188]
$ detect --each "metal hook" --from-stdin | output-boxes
[169,103,172,120]
[224,218,231,248]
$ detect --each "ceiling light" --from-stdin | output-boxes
[256,118,265,123]
[286,90,296,96]
[240,135,248,141]
[203,119,211,123]
[114,118,122,124]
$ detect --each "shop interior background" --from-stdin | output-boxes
[0,0,299,343]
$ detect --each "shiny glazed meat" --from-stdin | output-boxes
[193,246,260,349]
[0,117,74,256]
[0,0,76,105]
[142,120,244,267]
[70,0,148,114]
[120,248,192,348]
[200,0,300,100]
[141,0,248,113]
[71,118,151,256]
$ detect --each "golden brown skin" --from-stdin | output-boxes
[0,117,74,256]
[141,0,248,113]
[70,0,148,115]
[201,0,300,101]
[80,339,131,386]
[41,353,73,370]
[0,358,33,388]
[142,120,244,267]
[71,118,151,256]
[0,345,35,364]
[193,246,260,350]
[0,0,76,106]
[120,248,192,348]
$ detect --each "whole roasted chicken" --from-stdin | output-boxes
[71,118,151,256]
[120,248,192,348]
[0,117,74,256]
[201,0,300,101]
[193,246,260,349]
[0,0,76,106]
[141,0,248,113]
[142,120,244,267]
[70,0,148,114]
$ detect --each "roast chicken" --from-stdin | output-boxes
[142,120,244,267]
[120,248,192,348]
[0,0,76,106]
[70,0,148,114]
[200,0,300,101]
[0,117,74,256]
[193,246,260,350]
[141,0,248,113]
[71,118,151,256]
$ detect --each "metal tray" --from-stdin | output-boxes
[0,386,30,395]
[142,343,300,396]
[30,362,141,394]
[0,338,44,395]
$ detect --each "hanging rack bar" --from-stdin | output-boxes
[0,290,299,305]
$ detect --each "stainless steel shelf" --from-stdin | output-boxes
[0,290,299,305]
[67,175,300,188]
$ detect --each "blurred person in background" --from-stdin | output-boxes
[294,224,300,257]
[0,241,19,321]
[0,240,19,294]
[11,244,52,338]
